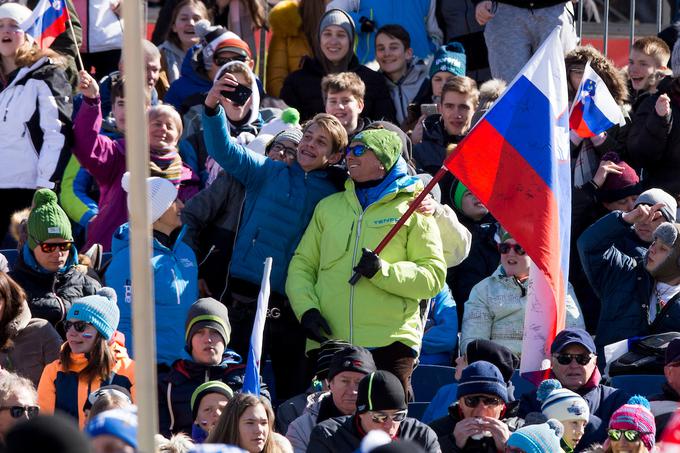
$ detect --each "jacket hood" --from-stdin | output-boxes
[172,349,242,379]
[303,391,332,417]
[269,0,302,37]
[383,59,429,88]
[20,242,78,275]
[179,45,210,85]
[159,41,184,61]
[214,60,260,126]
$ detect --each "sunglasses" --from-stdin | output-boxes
[64,320,90,333]
[369,410,407,423]
[37,241,72,254]
[608,429,650,442]
[554,353,593,366]
[269,142,297,158]
[214,55,247,66]
[0,406,39,419]
[463,395,503,408]
[345,144,370,158]
[497,243,526,255]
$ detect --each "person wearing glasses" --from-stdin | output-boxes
[37,288,135,429]
[307,370,440,452]
[430,361,520,453]
[8,189,101,332]
[518,328,631,449]
[0,370,39,444]
[460,227,584,356]
[286,128,446,396]
[603,396,656,453]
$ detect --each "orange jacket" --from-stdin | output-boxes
[37,341,135,429]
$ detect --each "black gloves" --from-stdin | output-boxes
[301,309,332,343]
[353,248,382,279]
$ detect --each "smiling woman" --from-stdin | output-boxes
[207,393,278,453]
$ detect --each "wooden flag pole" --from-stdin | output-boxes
[65,11,84,71]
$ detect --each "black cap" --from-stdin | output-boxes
[327,346,377,382]
[550,328,596,354]
[666,338,680,365]
[466,339,519,383]
[315,339,351,380]
[356,371,406,413]
[6,414,92,453]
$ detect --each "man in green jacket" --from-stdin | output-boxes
[286,127,447,395]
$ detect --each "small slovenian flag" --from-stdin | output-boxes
[21,0,69,50]
[569,61,626,138]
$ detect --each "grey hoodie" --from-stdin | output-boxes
[383,60,429,124]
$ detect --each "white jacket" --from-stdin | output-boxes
[0,58,72,189]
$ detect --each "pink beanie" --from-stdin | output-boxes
[607,396,656,450]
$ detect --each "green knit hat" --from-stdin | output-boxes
[190,381,234,421]
[352,129,402,171]
[453,181,469,212]
[27,189,73,250]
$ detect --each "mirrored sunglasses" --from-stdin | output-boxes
[608,429,650,442]
[370,410,407,423]
[38,241,72,253]
[345,144,369,158]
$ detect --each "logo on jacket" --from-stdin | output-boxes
[374,217,399,226]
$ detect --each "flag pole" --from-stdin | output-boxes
[348,166,449,285]
[65,10,84,71]
[122,0,157,451]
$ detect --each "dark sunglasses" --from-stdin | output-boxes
[370,410,407,423]
[497,243,526,255]
[345,144,369,158]
[554,353,593,366]
[37,241,72,254]
[0,406,39,419]
[463,395,503,408]
[64,320,89,333]
[269,142,297,158]
[608,429,650,442]
[214,54,247,66]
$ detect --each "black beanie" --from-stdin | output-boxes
[185,298,231,354]
[5,414,92,453]
[356,371,406,413]
[466,339,519,383]
[327,345,377,382]
[371,440,427,453]
[315,339,351,380]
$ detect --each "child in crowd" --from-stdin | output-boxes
[322,72,368,137]
[627,36,671,110]
[537,379,591,453]
[190,381,234,443]
[604,396,656,453]
[86,408,138,453]
[38,288,135,429]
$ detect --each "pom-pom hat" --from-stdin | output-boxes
[537,379,590,422]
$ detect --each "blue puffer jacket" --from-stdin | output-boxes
[420,283,457,365]
[105,224,198,366]
[202,106,345,295]
[164,46,211,111]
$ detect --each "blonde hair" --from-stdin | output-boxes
[148,104,183,138]
[216,61,254,86]
[441,76,480,109]
[154,433,194,453]
[632,36,671,67]
[302,113,348,156]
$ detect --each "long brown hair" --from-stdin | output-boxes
[300,0,327,57]
[165,0,211,49]
[59,333,115,384]
[206,393,278,453]
[0,272,26,350]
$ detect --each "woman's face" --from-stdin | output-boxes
[65,321,99,354]
[148,113,180,149]
[0,19,25,59]
[499,239,530,279]
[320,25,350,64]
[238,403,269,453]
[172,4,204,50]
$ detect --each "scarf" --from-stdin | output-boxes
[149,146,183,186]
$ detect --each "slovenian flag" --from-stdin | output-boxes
[444,27,571,383]
[21,0,69,50]
[242,257,273,396]
[569,61,626,138]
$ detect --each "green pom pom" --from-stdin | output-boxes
[33,188,58,207]
[280,108,300,126]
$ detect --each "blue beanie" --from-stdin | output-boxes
[85,408,138,449]
[429,42,466,78]
[506,419,564,453]
[456,361,508,403]
[67,287,119,341]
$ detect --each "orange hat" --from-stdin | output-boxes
[214,35,251,60]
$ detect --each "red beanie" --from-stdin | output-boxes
[599,152,642,202]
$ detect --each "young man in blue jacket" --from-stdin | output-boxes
[202,72,348,401]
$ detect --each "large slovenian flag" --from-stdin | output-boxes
[21,0,69,50]
[444,27,571,382]
[569,61,626,138]
[242,257,273,396]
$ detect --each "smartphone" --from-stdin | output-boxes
[221,84,252,106]
[420,103,438,117]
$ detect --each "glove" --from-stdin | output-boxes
[300,309,332,343]
[353,248,382,279]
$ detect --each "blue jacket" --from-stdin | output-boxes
[420,283,457,365]
[105,224,198,366]
[202,106,345,295]
[165,47,211,111]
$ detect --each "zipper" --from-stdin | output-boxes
[349,212,363,344]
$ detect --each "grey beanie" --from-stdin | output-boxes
[635,188,677,222]
[184,298,231,353]
[319,9,355,47]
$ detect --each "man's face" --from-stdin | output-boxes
[191,327,226,365]
[665,361,680,394]
[195,392,229,433]
[439,90,474,136]
[296,123,341,172]
[0,390,38,440]
[325,90,363,134]
[375,33,412,80]
[346,142,385,183]
[145,56,161,91]
[551,344,597,391]
[645,239,674,274]
[111,96,126,132]
[32,238,71,272]
[603,195,638,213]
[358,409,405,437]
[634,205,665,243]
[628,49,659,92]
[329,371,364,415]
[458,393,505,419]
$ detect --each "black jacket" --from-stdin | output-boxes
[280,55,396,123]
[307,414,441,453]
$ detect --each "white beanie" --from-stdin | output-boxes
[0,3,32,27]
[246,107,301,155]
[537,379,590,423]
[121,172,178,224]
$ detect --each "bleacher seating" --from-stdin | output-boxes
[510,370,536,399]
[411,364,456,402]
[609,374,666,397]
[407,402,429,422]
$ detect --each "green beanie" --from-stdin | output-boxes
[190,381,234,421]
[27,189,73,250]
[352,129,402,171]
[453,181,469,212]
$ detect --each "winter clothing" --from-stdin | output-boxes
[430,43,467,78]
[202,105,345,295]
[9,245,101,327]
[59,154,99,228]
[420,284,458,365]
[165,47,213,111]
[598,152,641,202]
[635,188,678,222]
[266,0,313,98]
[190,380,234,421]
[466,339,520,383]
[0,3,30,24]
[607,396,656,450]
[37,342,136,429]
[537,379,590,423]
[506,420,564,453]
[285,392,343,453]
[0,300,61,386]
[246,107,302,155]
[120,173,178,224]
[352,129,402,170]
[356,370,407,413]
[551,327,597,354]
[438,0,490,81]
[383,60,429,125]
[286,159,446,351]
[431,203,472,269]
[277,391,314,435]
[159,41,185,83]
[72,0,123,54]
[320,9,356,45]
[307,414,440,453]
[66,287,119,341]
[460,266,584,356]
[280,55,396,122]
[157,351,268,436]
[457,361,508,402]
[0,57,73,190]
[27,189,73,249]
[105,223,198,366]
[86,408,138,449]
[4,413,91,453]
[327,345,376,381]
[184,297,231,354]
